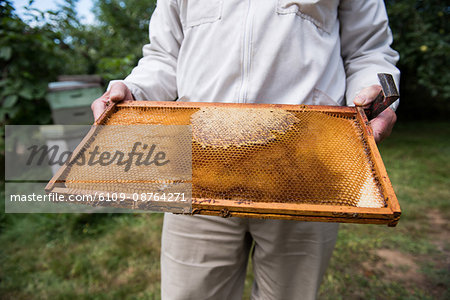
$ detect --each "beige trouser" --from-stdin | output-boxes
[161,213,339,300]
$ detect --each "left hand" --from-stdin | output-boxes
[91,82,135,121]
[353,85,397,143]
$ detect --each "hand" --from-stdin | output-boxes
[91,82,135,121]
[353,85,397,143]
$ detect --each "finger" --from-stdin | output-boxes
[91,98,108,121]
[369,108,397,143]
[353,85,382,107]
[109,82,133,102]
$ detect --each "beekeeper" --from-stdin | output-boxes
[92,1,399,299]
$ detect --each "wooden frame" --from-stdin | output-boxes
[46,101,401,226]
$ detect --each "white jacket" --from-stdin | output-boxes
[111,0,399,108]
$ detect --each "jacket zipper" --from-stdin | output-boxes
[238,0,253,103]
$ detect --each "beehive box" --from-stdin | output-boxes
[47,81,102,124]
[46,101,401,226]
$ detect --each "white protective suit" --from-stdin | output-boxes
[109,0,400,299]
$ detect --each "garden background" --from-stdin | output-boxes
[1,0,449,299]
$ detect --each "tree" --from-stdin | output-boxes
[386,0,449,119]
[0,0,63,126]
[45,0,157,81]
[0,0,156,127]
[92,0,156,81]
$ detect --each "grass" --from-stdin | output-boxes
[0,212,163,299]
[1,121,449,299]
[318,121,450,300]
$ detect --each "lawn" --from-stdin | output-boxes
[1,121,449,299]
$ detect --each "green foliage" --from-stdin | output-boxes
[386,0,450,119]
[43,0,99,75]
[0,0,60,126]
[0,0,156,131]
[33,0,156,81]
[92,0,156,81]
[97,54,136,81]
[46,0,156,81]
[94,0,156,52]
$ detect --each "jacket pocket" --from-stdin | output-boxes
[180,0,223,28]
[276,0,338,33]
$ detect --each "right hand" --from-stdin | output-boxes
[91,82,135,121]
[353,85,397,143]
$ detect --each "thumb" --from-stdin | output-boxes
[109,82,131,102]
[353,85,382,107]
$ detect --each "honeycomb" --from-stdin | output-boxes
[64,105,385,208]
[63,124,192,195]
